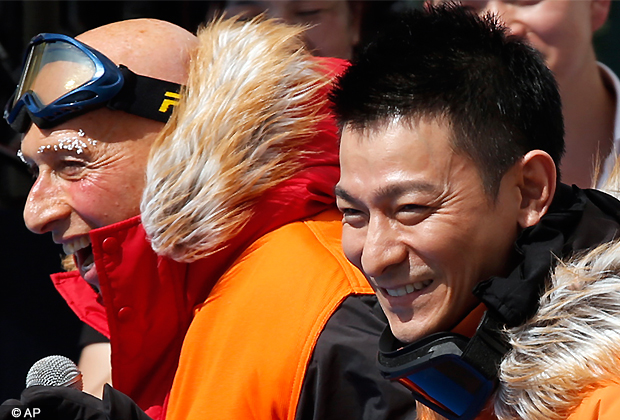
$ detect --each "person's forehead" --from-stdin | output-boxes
[18,128,94,169]
[341,116,455,146]
[225,0,352,20]
[224,0,280,11]
[338,118,459,183]
[226,0,346,8]
[339,117,482,185]
[21,106,155,152]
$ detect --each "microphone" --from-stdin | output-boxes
[25,355,83,391]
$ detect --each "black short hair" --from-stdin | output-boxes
[330,3,564,197]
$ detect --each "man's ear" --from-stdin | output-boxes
[516,150,557,229]
[591,0,611,32]
[348,2,363,48]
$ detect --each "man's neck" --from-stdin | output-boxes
[560,61,617,188]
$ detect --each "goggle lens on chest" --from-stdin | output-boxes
[378,312,509,420]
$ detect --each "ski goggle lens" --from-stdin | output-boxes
[396,354,494,419]
[16,41,97,108]
[5,33,182,133]
[378,330,495,420]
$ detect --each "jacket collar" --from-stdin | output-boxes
[474,183,620,327]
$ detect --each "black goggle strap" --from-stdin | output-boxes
[461,310,511,381]
[108,65,182,123]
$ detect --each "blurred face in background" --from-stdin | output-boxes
[224,0,362,59]
[433,0,611,86]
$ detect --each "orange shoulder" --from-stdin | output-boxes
[166,209,374,420]
[567,381,620,420]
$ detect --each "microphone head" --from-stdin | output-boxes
[26,355,83,391]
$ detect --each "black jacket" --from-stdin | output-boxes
[475,183,620,327]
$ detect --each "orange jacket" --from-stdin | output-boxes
[566,383,620,420]
[165,208,412,419]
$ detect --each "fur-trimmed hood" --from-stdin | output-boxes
[492,180,620,419]
[494,239,620,419]
[140,17,346,262]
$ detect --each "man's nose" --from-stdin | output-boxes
[360,217,407,278]
[264,3,289,22]
[485,1,528,38]
[23,174,69,235]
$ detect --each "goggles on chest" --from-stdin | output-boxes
[377,311,509,420]
[4,33,183,133]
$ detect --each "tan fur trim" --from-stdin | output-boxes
[62,254,76,272]
[599,150,620,199]
[416,402,448,420]
[495,240,620,419]
[141,16,329,262]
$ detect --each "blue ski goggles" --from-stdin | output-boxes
[377,312,508,420]
[4,33,182,133]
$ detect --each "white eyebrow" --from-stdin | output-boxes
[17,149,27,164]
[35,129,98,155]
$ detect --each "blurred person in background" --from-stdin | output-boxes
[222,0,363,59]
[433,0,618,189]
[212,0,406,61]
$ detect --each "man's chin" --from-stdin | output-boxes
[387,317,427,345]
[394,331,419,345]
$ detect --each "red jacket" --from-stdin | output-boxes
[52,215,203,419]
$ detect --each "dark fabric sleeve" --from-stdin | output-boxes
[79,324,110,349]
[295,294,417,420]
[102,385,153,420]
[0,385,152,420]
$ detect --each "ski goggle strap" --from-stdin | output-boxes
[4,33,182,133]
[108,65,182,123]
[377,311,509,420]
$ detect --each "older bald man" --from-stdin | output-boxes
[4,15,416,420]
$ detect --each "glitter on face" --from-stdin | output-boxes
[37,129,98,155]
[17,149,26,164]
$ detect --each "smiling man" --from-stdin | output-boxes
[6,18,194,417]
[335,119,523,344]
[16,22,193,292]
[331,4,620,420]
